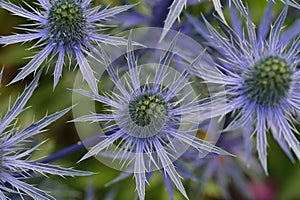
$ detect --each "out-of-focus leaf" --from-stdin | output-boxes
[0,44,33,66]
[279,166,300,200]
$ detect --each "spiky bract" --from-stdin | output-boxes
[0,73,92,199]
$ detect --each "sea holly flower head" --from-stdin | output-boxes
[0,0,134,92]
[0,73,92,199]
[242,55,293,106]
[73,31,231,200]
[188,1,300,173]
[47,0,88,49]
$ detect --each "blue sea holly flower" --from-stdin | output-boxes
[73,32,231,200]
[189,2,300,173]
[0,73,92,199]
[0,0,134,92]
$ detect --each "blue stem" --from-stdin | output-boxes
[41,128,119,163]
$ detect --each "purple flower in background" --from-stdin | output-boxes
[0,0,134,92]
[160,0,226,41]
[189,1,300,173]
[184,134,263,200]
[0,72,92,199]
[160,0,299,41]
[73,32,231,200]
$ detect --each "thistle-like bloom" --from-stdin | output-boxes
[188,2,300,173]
[0,0,134,92]
[74,33,231,200]
[0,73,92,199]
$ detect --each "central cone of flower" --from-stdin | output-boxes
[129,92,168,127]
[48,0,87,47]
[243,56,293,106]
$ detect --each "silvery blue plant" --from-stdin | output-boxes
[0,0,134,92]
[188,1,300,173]
[0,0,298,198]
[73,32,231,200]
[0,72,92,199]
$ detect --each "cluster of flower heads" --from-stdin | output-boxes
[0,0,299,199]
